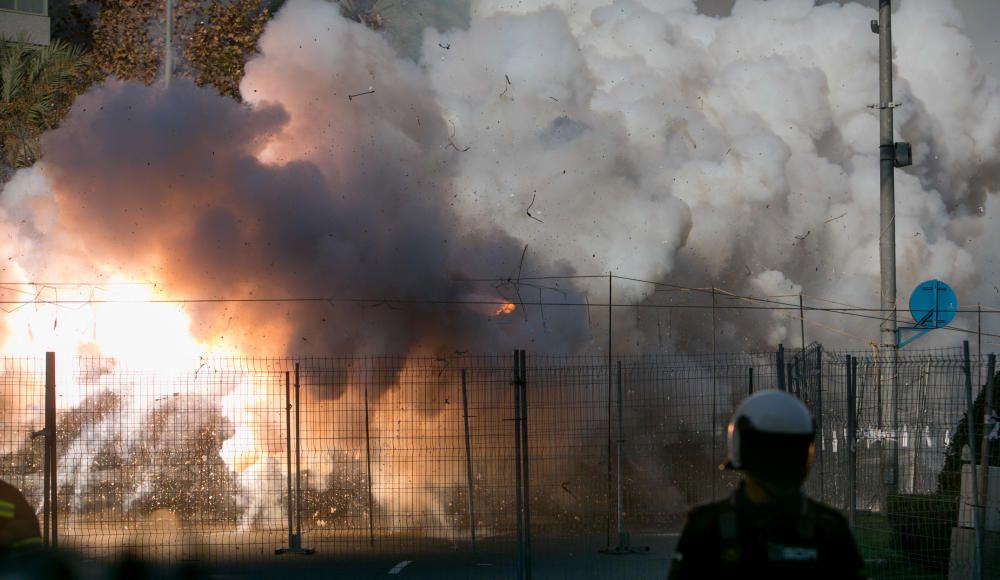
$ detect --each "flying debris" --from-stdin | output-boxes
[348,86,375,101]
[526,193,543,223]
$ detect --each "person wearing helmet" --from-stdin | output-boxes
[667,390,864,579]
[0,478,42,555]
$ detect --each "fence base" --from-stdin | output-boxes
[948,527,998,580]
[275,534,314,556]
[599,532,650,555]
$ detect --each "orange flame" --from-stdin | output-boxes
[495,302,516,316]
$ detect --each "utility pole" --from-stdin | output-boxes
[165,0,172,87]
[871,0,911,495]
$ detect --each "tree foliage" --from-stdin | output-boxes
[0,37,102,168]
[184,0,271,98]
[91,0,164,84]
[89,0,271,98]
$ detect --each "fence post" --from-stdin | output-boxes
[519,350,532,580]
[461,369,477,554]
[294,364,305,548]
[513,351,524,580]
[748,367,754,396]
[816,347,825,503]
[777,344,785,392]
[277,371,294,554]
[616,361,624,548]
[978,354,995,572]
[979,357,996,523]
[963,341,982,580]
[847,355,857,533]
[276,368,313,555]
[512,350,532,579]
[364,377,375,548]
[38,352,57,548]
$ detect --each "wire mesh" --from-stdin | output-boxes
[0,347,994,579]
[0,357,46,515]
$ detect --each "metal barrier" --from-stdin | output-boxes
[0,346,995,578]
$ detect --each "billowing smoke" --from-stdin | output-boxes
[2,0,996,361]
[0,0,997,537]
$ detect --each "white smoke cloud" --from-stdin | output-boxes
[430,0,999,349]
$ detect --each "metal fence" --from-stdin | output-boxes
[0,345,996,578]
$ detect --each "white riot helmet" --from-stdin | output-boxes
[723,390,816,490]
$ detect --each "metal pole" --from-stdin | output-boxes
[513,351,524,579]
[615,360,624,546]
[877,0,897,352]
[284,371,293,549]
[519,350,532,580]
[848,355,857,532]
[165,0,172,87]
[41,414,49,548]
[364,379,375,548]
[978,306,983,391]
[799,294,807,356]
[40,353,54,547]
[876,0,900,500]
[777,344,786,392]
[711,287,717,500]
[748,367,754,396]
[461,369,477,554]
[606,274,613,548]
[963,341,982,580]
[913,361,930,492]
[294,364,303,540]
[817,347,825,503]
[978,354,996,565]
[45,352,56,548]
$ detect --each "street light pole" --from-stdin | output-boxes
[877,0,897,353]
[872,0,911,496]
[165,0,172,87]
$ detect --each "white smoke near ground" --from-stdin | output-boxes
[0,0,997,539]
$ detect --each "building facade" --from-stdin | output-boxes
[0,0,50,45]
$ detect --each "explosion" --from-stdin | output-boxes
[0,0,997,545]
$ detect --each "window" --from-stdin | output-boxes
[0,0,46,14]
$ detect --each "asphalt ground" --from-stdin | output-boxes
[1,534,679,579]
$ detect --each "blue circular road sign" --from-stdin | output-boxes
[909,279,957,328]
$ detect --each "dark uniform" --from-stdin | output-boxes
[0,479,42,554]
[668,482,864,580]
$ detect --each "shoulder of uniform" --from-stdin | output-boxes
[0,479,21,501]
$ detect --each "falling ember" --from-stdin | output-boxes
[495,302,516,316]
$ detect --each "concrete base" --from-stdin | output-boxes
[948,527,1000,580]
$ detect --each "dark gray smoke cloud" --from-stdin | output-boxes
[18,6,589,360]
